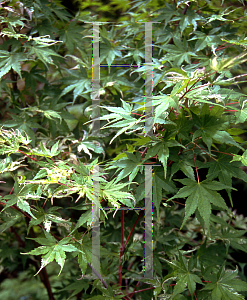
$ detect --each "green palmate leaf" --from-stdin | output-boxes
[143,138,184,178]
[211,227,247,253]
[59,22,84,52]
[189,28,222,52]
[0,156,26,173]
[212,131,244,151]
[27,206,70,234]
[70,210,92,235]
[43,110,62,123]
[153,171,176,220]
[169,179,235,232]
[0,51,27,79]
[179,8,203,34]
[0,15,26,29]
[2,180,41,219]
[153,95,170,124]
[162,252,202,297]
[191,104,228,154]
[231,150,247,166]
[26,44,63,68]
[201,264,247,300]
[99,36,123,71]
[0,210,22,233]
[106,151,141,183]
[78,250,88,277]
[0,27,28,40]
[1,115,43,147]
[31,35,63,46]
[235,108,247,124]
[206,145,247,206]
[96,100,144,144]
[35,141,61,158]
[22,232,82,276]
[160,36,197,66]
[60,77,92,103]
[101,179,136,210]
[170,156,195,181]
[152,3,176,26]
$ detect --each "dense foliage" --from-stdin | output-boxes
[1,0,247,299]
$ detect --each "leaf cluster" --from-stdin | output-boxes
[1,0,247,299]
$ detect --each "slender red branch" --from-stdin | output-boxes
[172,200,185,206]
[224,109,238,112]
[215,44,234,51]
[193,142,217,161]
[210,149,235,156]
[141,147,148,158]
[126,286,155,296]
[18,150,38,161]
[178,75,206,103]
[50,157,58,166]
[124,211,144,250]
[131,112,143,116]
[9,186,14,195]
[226,102,239,105]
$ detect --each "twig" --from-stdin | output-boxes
[124,211,144,251]
[127,286,155,296]
[86,263,108,289]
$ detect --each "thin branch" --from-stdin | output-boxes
[127,286,155,296]
[124,211,144,251]
[193,142,217,161]
[86,263,108,289]
[141,147,148,158]
[18,149,38,161]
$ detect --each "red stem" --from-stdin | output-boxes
[124,211,144,250]
[127,286,155,296]
[131,112,143,116]
[141,147,148,158]
[18,150,38,161]
[226,102,239,105]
